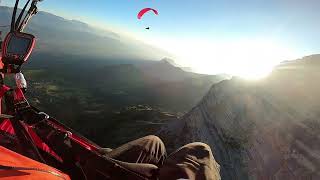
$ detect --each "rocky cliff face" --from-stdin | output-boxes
[159,55,320,180]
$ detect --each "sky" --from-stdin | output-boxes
[2,0,320,78]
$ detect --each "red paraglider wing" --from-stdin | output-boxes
[138,8,158,19]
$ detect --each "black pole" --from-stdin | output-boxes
[18,1,39,32]
[15,0,31,31]
[11,0,20,32]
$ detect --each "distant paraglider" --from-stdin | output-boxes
[137,8,159,20]
[138,8,158,30]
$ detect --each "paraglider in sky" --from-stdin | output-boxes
[138,8,158,30]
[137,8,158,19]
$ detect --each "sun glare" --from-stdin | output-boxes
[168,38,298,80]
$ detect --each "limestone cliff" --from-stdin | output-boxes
[159,55,320,180]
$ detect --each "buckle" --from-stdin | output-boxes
[38,112,49,120]
[14,100,31,111]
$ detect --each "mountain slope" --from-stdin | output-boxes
[23,62,228,147]
[136,58,195,82]
[159,55,320,180]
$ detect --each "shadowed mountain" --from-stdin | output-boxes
[23,60,227,146]
[134,58,219,82]
[159,54,320,180]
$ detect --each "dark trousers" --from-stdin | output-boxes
[102,135,221,180]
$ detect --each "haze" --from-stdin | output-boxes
[2,0,320,78]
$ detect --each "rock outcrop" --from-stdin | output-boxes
[159,55,320,180]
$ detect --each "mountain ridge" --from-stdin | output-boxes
[0,6,171,61]
[159,54,320,180]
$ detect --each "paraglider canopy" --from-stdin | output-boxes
[138,8,159,19]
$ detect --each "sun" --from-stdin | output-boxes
[142,37,297,80]
[227,65,274,80]
[172,38,297,80]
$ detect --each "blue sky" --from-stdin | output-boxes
[2,0,320,78]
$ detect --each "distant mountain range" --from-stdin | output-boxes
[0,6,170,61]
[159,54,320,180]
[1,6,233,148]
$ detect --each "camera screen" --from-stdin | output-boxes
[7,36,31,55]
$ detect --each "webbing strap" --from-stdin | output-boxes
[6,88,63,162]
[24,124,63,162]
[13,88,30,111]
[0,85,14,135]
[13,88,26,102]
[11,87,101,152]
[0,119,15,135]
[46,121,100,152]
[0,85,10,98]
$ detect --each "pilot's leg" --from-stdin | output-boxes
[102,135,167,166]
[159,142,221,180]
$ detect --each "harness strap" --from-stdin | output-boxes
[0,85,10,97]
[10,88,63,162]
[0,85,10,113]
[13,87,31,112]
[3,88,151,180]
